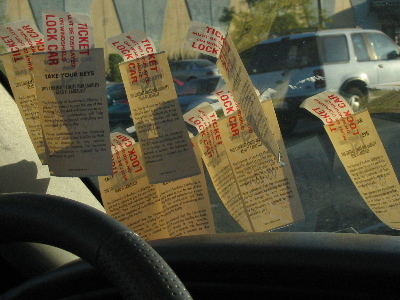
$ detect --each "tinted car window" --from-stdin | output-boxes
[169,63,179,71]
[367,32,399,60]
[170,62,189,71]
[352,33,370,61]
[181,62,192,70]
[171,62,192,71]
[177,77,221,95]
[194,60,215,68]
[107,83,127,100]
[245,36,320,74]
[321,35,349,63]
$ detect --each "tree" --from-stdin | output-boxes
[107,53,123,82]
[220,0,329,52]
[219,7,235,24]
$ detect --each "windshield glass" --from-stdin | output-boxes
[0,0,399,240]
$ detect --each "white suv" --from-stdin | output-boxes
[242,28,400,133]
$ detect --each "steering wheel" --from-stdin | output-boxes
[0,193,192,299]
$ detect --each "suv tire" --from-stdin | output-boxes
[345,86,367,112]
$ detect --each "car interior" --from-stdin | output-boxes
[0,1,400,299]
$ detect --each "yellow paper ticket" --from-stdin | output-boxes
[119,51,200,183]
[0,21,46,162]
[302,92,400,228]
[157,139,216,237]
[184,104,254,231]
[1,46,47,163]
[219,104,303,231]
[184,101,303,232]
[99,133,169,241]
[185,21,281,161]
[107,29,157,61]
[99,133,215,240]
[42,11,94,63]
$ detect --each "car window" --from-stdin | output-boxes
[321,35,350,63]
[169,63,180,72]
[177,77,219,95]
[245,36,320,74]
[367,32,399,60]
[194,60,214,68]
[107,83,127,100]
[172,62,192,71]
[181,62,192,70]
[351,33,370,61]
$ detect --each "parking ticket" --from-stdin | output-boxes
[302,92,400,229]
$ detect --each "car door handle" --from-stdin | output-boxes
[378,64,384,68]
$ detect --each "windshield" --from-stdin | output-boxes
[0,0,399,241]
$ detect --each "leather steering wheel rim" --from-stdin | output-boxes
[0,193,192,300]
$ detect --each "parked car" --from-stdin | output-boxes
[242,28,400,133]
[106,82,132,125]
[170,59,220,82]
[107,78,185,126]
[177,76,223,114]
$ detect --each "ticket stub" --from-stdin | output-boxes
[99,133,169,241]
[218,103,303,232]
[213,84,238,116]
[108,132,145,185]
[158,140,216,237]
[184,104,223,161]
[0,21,46,162]
[185,21,281,161]
[42,10,94,65]
[185,101,303,232]
[99,133,215,240]
[300,91,354,125]
[302,92,400,228]
[107,30,157,61]
[217,35,281,161]
[185,104,254,232]
[327,110,400,228]
[0,20,44,55]
[32,48,112,176]
[1,47,47,163]
[28,11,112,175]
[184,21,225,57]
[119,51,200,183]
